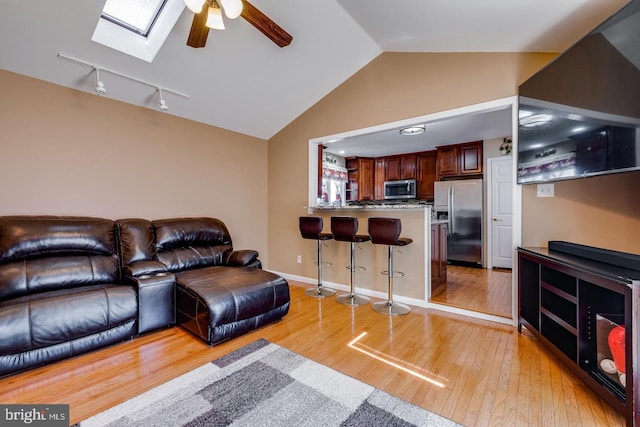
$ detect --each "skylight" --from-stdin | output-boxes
[92,0,184,63]
[102,0,167,37]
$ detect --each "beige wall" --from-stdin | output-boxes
[268,52,557,281]
[521,172,640,253]
[0,70,269,260]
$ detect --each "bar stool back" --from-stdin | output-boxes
[299,217,336,298]
[368,217,413,315]
[331,216,370,306]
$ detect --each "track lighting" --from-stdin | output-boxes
[94,68,106,96]
[158,88,169,112]
[58,53,190,111]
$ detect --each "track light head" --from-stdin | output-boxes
[157,88,169,112]
[94,68,106,95]
[95,81,106,96]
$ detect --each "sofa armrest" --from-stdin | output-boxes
[225,249,259,267]
[124,261,175,334]
[123,260,167,279]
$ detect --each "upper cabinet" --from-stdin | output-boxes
[385,154,416,181]
[374,158,386,200]
[385,156,401,181]
[437,140,483,178]
[346,157,374,201]
[416,151,437,200]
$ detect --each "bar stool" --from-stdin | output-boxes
[299,217,336,298]
[368,217,413,315]
[330,216,371,306]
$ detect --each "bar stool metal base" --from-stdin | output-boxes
[336,292,370,306]
[372,300,410,315]
[304,286,336,298]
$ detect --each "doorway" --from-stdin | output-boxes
[308,96,522,323]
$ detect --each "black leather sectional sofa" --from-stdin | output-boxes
[0,216,290,377]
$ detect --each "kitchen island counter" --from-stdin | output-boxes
[303,207,433,302]
[312,203,431,211]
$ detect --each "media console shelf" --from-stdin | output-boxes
[518,241,640,426]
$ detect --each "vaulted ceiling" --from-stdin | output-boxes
[0,0,629,140]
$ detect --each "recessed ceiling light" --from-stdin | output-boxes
[399,126,425,136]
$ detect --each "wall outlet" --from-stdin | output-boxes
[537,183,555,198]
[296,255,302,264]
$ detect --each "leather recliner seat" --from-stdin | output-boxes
[0,216,138,377]
[117,217,290,345]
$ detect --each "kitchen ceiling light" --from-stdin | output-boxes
[399,126,425,136]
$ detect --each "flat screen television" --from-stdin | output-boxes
[517,0,640,184]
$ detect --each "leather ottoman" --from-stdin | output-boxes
[175,266,290,345]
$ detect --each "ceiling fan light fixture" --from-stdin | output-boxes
[220,0,243,19]
[184,0,206,13]
[206,3,225,29]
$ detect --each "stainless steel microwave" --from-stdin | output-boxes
[384,179,417,200]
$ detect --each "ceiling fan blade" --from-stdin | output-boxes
[241,0,292,47]
[187,5,210,48]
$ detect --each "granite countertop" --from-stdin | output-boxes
[313,202,431,211]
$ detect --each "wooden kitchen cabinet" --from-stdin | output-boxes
[358,157,374,200]
[437,140,483,178]
[385,154,416,181]
[416,151,436,200]
[459,141,483,175]
[385,156,401,181]
[347,157,374,201]
[431,221,448,292]
[374,157,386,200]
[400,154,416,179]
[436,146,458,177]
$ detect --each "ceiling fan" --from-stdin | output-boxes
[184,0,293,48]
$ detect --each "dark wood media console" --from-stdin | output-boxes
[518,241,640,426]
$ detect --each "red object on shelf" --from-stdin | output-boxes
[609,325,626,374]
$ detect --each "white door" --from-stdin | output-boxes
[489,157,513,268]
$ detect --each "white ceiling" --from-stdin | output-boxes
[0,0,629,141]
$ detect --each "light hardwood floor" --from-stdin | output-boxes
[0,281,624,426]
[431,265,513,318]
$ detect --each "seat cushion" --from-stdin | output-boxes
[175,266,290,344]
[0,284,137,355]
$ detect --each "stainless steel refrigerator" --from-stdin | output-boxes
[434,179,483,266]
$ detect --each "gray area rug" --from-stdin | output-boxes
[78,339,461,427]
